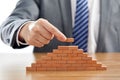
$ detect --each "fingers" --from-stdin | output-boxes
[34,24,53,40]
[30,39,44,47]
[34,34,50,45]
[22,18,67,48]
[37,19,67,42]
[26,28,51,47]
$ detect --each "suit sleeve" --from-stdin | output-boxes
[0,0,40,49]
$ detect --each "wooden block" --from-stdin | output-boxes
[42,56,52,60]
[35,64,42,67]
[58,46,69,50]
[73,49,83,54]
[36,60,47,64]
[52,56,61,60]
[82,64,91,67]
[76,67,86,71]
[47,53,57,57]
[47,61,65,64]
[55,61,67,64]
[96,66,107,70]
[46,68,56,71]
[65,38,74,42]
[68,46,78,50]
[26,67,31,71]
[26,67,36,71]
[86,60,97,64]
[53,49,62,54]
[57,53,68,57]
[81,57,92,60]
[53,64,62,68]
[41,63,53,68]
[62,50,72,54]
[58,46,78,50]
[71,64,82,67]
[37,68,46,71]
[45,61,55,64]
[68,53,78,57]
[69,57,81,60]
[86,67,96,70]
[63,64,72,67]
[56,68,67,71]
[77,60,87,64]
[81,54,88,57]
[61,57,69,60]
[67,67,77,71]
[31,63,37,67]
[67,60,76,64]
[102,66,107,70]
[91,63,102,67]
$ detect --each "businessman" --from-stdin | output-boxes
[0,0,120,54]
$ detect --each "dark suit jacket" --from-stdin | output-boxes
[1,0,120,53]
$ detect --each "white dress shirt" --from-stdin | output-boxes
[71,0,100,54]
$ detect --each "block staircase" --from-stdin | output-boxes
[26,45,107,71]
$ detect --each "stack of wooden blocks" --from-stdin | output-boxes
[26,38,107,71]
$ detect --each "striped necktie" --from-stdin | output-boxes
[73,0,89,52]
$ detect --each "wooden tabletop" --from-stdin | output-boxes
[0,53,120,80]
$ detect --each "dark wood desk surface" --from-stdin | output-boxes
[0,53,120,80]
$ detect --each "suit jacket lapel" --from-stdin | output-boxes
[58,0,73,37]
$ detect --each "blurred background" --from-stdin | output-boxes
[0,0,33,53]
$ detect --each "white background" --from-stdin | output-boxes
[0,0,33,53]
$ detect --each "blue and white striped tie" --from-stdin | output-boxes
[73,0,89,52]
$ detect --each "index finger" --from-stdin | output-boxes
[38,19,67,42]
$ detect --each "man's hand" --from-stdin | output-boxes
[19,18,67,47]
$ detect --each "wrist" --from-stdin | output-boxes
[18,22,32,43]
